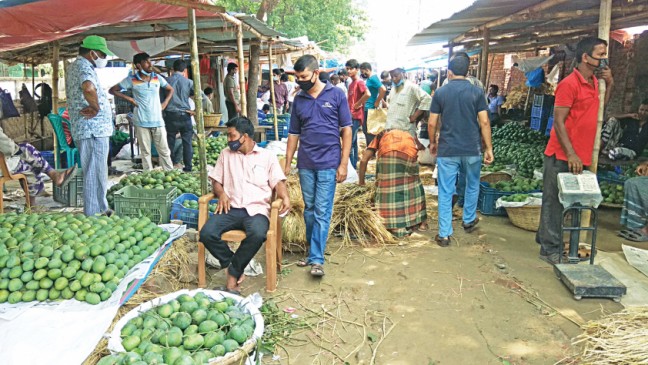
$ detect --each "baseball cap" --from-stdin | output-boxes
[81,35,114,56]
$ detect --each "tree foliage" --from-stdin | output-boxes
[219,0,368,52]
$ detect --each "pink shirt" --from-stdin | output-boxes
[209,144,286,218]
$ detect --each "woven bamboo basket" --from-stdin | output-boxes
[504,205,541,231]
[480,171,512,184]
[204,113,222,127]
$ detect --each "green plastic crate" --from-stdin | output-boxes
[113,186,178,224]
[53,169,84,207]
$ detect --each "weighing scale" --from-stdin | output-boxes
[553,173,627,302]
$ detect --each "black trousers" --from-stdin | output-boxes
[225,100,238,121]
[199,208,269,280]
[536,155,569,255]
[164,111,193,172]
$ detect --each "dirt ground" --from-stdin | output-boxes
[202,204,634,365]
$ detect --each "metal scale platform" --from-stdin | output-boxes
[553,174,627,302]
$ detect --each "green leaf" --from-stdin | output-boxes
[367,332,378,342]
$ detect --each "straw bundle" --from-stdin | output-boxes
[283,174,308,252]
[82,236,193,365]
[573,307,648,364]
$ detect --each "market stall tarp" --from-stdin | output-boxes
[0,224,186,365]
[0,0,217,53]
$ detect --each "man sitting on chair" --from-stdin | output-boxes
[199,116,290,294]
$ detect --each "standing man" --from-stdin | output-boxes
[271,69,289,114]
[428,56,494,247]
[110,53,174,171]
[536,37,613,264]
[487,84,505,125]
[224,62,241,120]
[163,59,194,172]
[338,69,352,89]
[284,74,297,113]
[330,74,347,96]
[385,67,431,145]
[345,59,370,169]
[65,35,114,216]
[284,55,352,277]
[360,62,387,147]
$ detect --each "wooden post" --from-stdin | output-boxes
[480,28,490,87]
[268,42,279,141]
[52,42,60,113]
[188,8,208,195]
[236,24,247,117]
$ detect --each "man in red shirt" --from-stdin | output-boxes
[345,59,371,169]
[537,37,614,264]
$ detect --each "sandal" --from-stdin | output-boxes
[434,234,450,247]
[417,223,429,232]
[213,286,242,296]
[59,165,78,187]
[310,264,325,277]
[462,217,480,233]
[620,230,648,242]
[296,259,309,267]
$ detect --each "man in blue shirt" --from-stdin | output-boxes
[65,35,114,216]
[360,62,386,147]
[110,53,174,171]
[284,55,352,277]
[428,56,494,247]
[164,59,194,172]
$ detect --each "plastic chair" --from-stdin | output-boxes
[0,153,31,213]
[197,194,283,292]
[47,113,80,169]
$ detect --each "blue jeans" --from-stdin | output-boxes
[437,155,482,238]
[299,168,337,265]
[350,119,361,168]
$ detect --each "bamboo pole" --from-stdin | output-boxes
[236,23,247,117]
[188,8,208,195]
[268,42,279,141]
[480,28,490,87]
[52,42,59,113]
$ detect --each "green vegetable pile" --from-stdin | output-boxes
[97,292,255,365]
[182,200,217,213]
[491,123,548,178]
[482,163,506,173]
[192,136,228,168]
[501,193,530,203]
[107,170,203,207]
[492,177,542,192]
[0,213,169,305]
[600,180,624,205]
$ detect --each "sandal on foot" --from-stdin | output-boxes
[417,223,429,232]
[296,259,309,267]
[622,230,648,242]
[59,165,78,187]
[310,264,325,277]
[434,235,450,247]
[462,217,480,233]
[213,286,242,296]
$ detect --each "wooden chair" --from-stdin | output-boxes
[0,153,31,213]
[197,193,283,292]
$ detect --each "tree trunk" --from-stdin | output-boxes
[247,44,261,126]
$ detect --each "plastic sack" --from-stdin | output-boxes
[496,193,542,209]
[0,88,20,119]
[366,108,387,134]
[345,159,359,183]
[525,68,545,88]
[417,138,436,165]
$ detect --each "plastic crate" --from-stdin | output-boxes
[530,117,542,131]
[113,186,178,224]
[266,124,289,140]
[169,193,218,229]
[477,182,515,216]
[531,106,544,118]
[53,169,84,207]
[533,94,555,108]
[545,117,554,136]
[41,151,55,168]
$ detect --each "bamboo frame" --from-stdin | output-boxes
[188,8,208,196]
[237,24,247,117]
[268,41,279,141]
[479,28,490,87]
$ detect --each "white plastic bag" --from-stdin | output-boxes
[344,159,359,183]
[417,138,436,165]
[115,143,138,160]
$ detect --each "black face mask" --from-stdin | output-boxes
[297,73,317,92]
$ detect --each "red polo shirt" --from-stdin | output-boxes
[545,69,599,166]
[348,78,367,122]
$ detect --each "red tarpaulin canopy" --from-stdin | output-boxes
[0,0,219,53]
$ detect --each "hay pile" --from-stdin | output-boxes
[82,236,193,365]
[573,307,648,364]
[283,174,395,248]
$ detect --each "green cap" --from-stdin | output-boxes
[81,35,114,56]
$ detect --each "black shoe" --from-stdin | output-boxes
[539,252,561,265]
[435,235,451,247]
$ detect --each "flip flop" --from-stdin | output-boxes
[59,165,78,187]
[417,223,429,232]
[622,230,648,242]
[213,286,242,296]
[296,259,309,267]
[310,264,325,277]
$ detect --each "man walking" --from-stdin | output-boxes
[537,37,613,264]
[65,35,114,216]
[428,56,494,247]
[345,59,370,168]
[284,55,352,277]
[225,62,241,120]
[360,62,386,147]
[163,59,194,172]
[110,53,174,171]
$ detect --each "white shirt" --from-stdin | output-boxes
[285,81,297,102]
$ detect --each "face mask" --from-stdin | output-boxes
[361,73,368,79]
[228,137,243,151]
[297,73,316,92]
[589,55,609,71]
[273,76,279,81]
[92,51,108,69]
[392,80,404,88]
[140,69,151,76]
